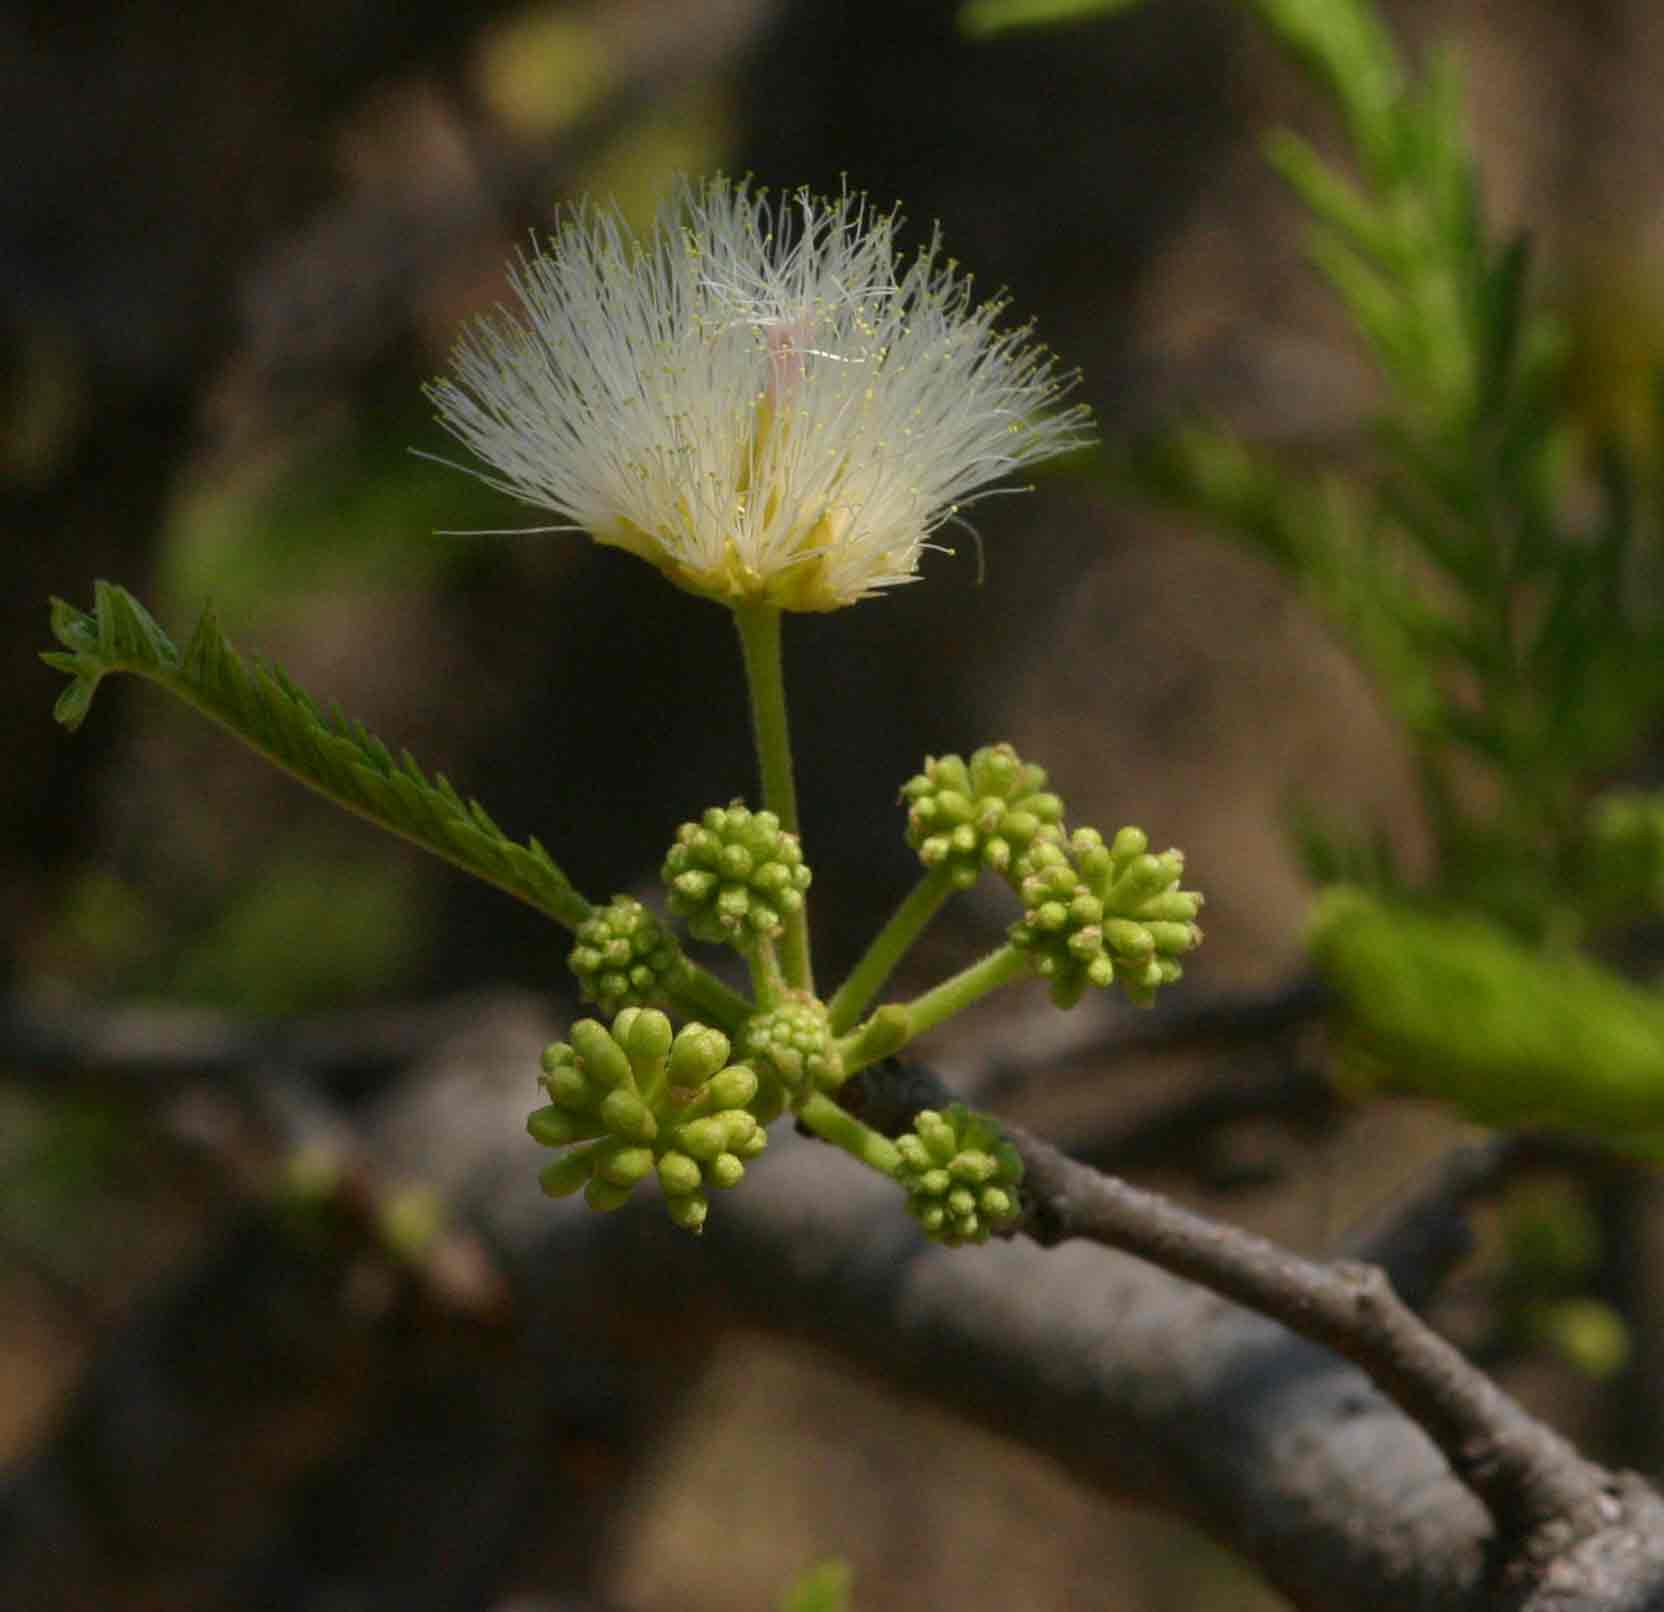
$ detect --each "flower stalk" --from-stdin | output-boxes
[836,944,1033,1075]
[796,1091,903,1176]
[734,602,813,992]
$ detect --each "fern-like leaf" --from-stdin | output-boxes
[44,581,594,931]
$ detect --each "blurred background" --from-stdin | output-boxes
[6,0,1664,1606]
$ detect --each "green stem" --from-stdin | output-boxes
[797,1092,902,1177]
[835,1005,913,1079]
[897,945,1032,1041]
[733,603,813,993]
[750,936,787,1011]
[668,962,753,1035]
[826,865,956,1034]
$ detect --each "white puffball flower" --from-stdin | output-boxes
[426,175,1093,613]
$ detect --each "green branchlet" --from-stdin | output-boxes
[663,801,812,949]
[568,896,688,1017]
[837,1003,913,1075]
[902,743,1065,890]
[740,994,844,1105]
[1008,827,1203,1008]
[894,1104,1024,1246]
[531,1009,769,1233]
[1308,887,1664,1147]
[42,583,592,932]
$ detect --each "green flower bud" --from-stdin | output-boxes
[1106,852,1179,912]
[707,1152,746,1190]
[674,1115,729,1161]
[539,1145,599,1198]
[600,1088,658,1143]
[902,743,1066,890]
[720,1111,759,1149]
[540,1056,592,1112]
[570,1018,635,1089]
[668,1022,732,1085]
[658,1151,704,1196]
[567,896,686,1015]
[585,1177,633,1213]
[595,1142,656,1187]
[615,1006,675,1063]
[667,1192,709,1233]
[948,1150,1000,1185]
[707,1063,760,1111]
[1101,917,1154,959]
[528,1104,599,1147]
[918,1167,952,1197]
[663,801,812,948]
[913,1110,957,1163]
[895,1134,931,1171]
[894,1104,1023,1247]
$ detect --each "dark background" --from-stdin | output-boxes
[5,1,1664,1606]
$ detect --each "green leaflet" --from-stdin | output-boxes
[44,582,592,932]
[1309,888,1664,1150]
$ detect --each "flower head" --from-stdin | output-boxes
[428,175,1092,611]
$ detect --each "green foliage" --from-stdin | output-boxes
[1113,0,1664,944]
[1309,889,1664,1146]
[164,410,496,614]
[1491,1182,1630,1380]
[44,581,592,932]
[165,850,429,1015]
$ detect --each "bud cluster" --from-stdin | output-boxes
[894,1104,1024,1246]
[662,801,812,948]
[530,1009,768,1233]
[901,744,1065,890]
[1008,826,1203,1008]
[568,896,686,1016]
[740,995,844,1103]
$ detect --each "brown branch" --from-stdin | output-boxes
[10,991,1664,1608]
[1007,1121,1618,1564]
[844,1051,1612,1554]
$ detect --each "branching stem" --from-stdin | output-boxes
[796,1091,902,1176]
[890,944,1031,1043]
[826,865,956,1034]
